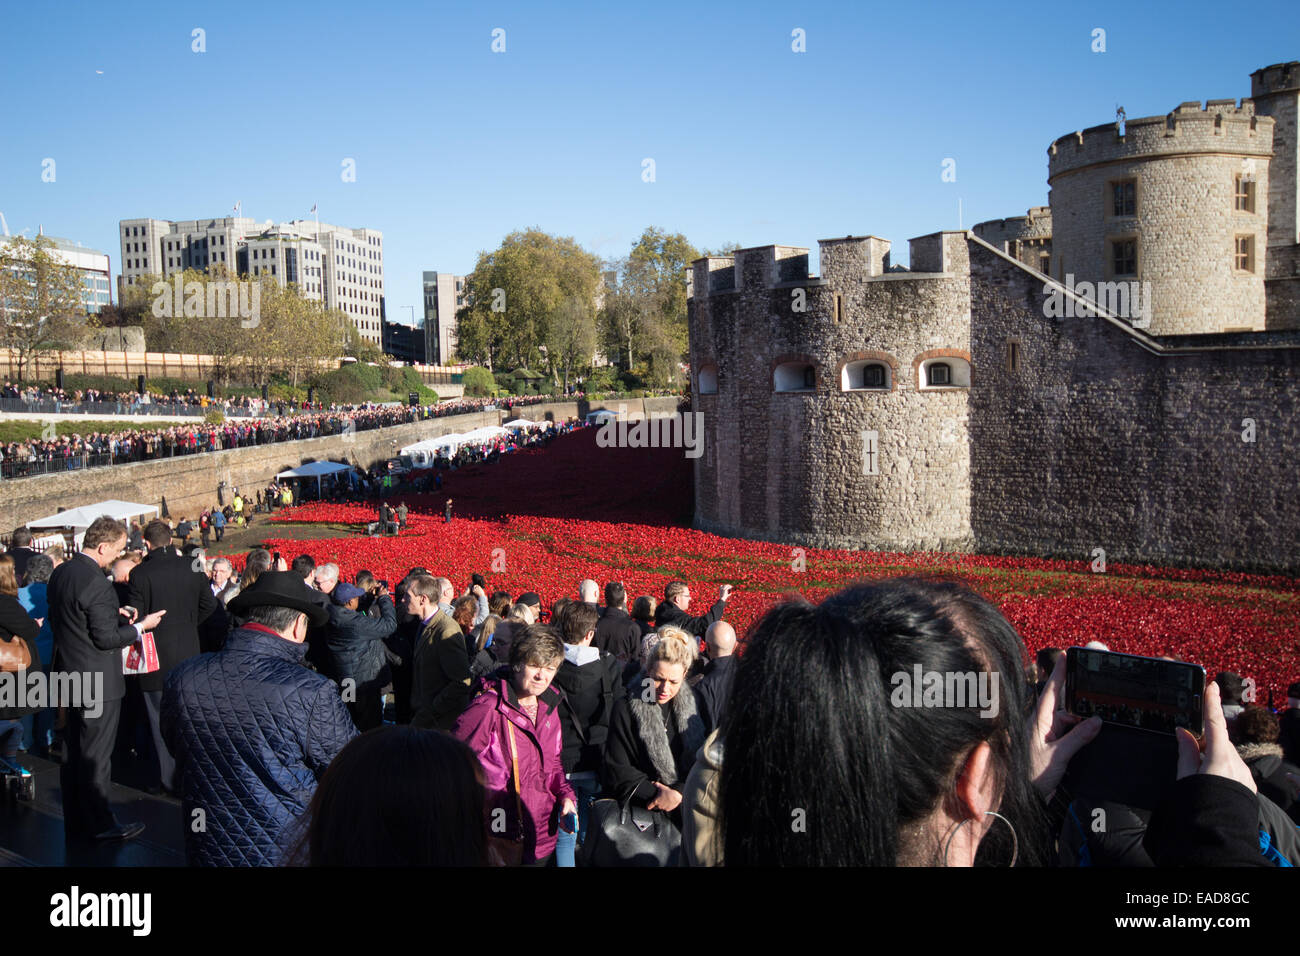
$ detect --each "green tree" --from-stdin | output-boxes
[461,365,496,397]
[0,235,95,381]
[459,228,601,372]
[598,227,699,386]
[544,296,597,394]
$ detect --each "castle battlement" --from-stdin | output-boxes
[1252,61,1300,96]
[1049,101,1273,179]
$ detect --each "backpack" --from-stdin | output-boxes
[560,652,618,758]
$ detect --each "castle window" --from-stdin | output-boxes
[833,294,843,323]
[1006,340,1021,372]
[698,366,718,394]
[841,360,891,391]
[773,362,817,393]
[1110,179,1136,217]
[1234,235,1255,273]
[1110,238,1137,278]
[1234,175,1256,213]
[1039,253,1050,275]
[917,356,971,390]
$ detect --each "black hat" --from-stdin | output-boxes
[516,591,541,609]
[228,571,329,627]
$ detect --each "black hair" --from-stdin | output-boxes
[297,726,487,866]
[718,576,1047,867]
[291,554,316,576]
[605,581,626,609]
[1215,672,1244,706]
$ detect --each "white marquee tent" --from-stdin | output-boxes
[276,461,354,495]
[27,499,160,551]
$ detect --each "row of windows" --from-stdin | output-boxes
[1102,235,1256,277]
[1107,173,1259,218]
[698,357,973,395]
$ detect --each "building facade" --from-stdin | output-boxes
[118,215,385,344]
[0,233,112,314]
[422,271,469,365]
[689,60,1300,573]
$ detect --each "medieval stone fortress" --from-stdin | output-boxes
[688,61,1300,574]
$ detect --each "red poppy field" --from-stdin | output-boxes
[262,427,1300,704]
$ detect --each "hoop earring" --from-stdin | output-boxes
[942,812,1018,867]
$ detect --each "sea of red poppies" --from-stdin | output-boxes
[263,427,1300,705]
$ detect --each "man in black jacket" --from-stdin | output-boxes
[654,581,732,638]
[48,516,165,841]
[324,582,396,731]
[6,527,38,583]
[125,520,220,792]
[694,620,737,733]
[593,582,641,666]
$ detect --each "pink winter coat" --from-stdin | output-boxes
[453,673,575,863]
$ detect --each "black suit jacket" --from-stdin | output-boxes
[126,547,218,692]
[654,598,726,638]
[8,547,37,584]
[48,552,139,703]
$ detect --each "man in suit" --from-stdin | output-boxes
[6,526,38,582]
[48,515,166,841]
[593,582,642,666]
[126,520,219,793]
[406,573,471,730]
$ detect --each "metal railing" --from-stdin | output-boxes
[0,395,258,418]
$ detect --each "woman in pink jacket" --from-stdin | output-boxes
[454,624,577,866]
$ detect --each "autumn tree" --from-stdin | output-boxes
[0,235,94,381]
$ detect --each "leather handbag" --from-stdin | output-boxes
[579,789,681,867]
[0,637,31,672]
[486,719,526,866]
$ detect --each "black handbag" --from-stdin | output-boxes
[579,790,681,867]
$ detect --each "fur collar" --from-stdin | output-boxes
[1237,742,1284,762]
[627,685,706,787]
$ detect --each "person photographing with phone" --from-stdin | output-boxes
[653,581,733,638]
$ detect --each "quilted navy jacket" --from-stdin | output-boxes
[162,625,358,866]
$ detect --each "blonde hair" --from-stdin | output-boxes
[646,624,697,671]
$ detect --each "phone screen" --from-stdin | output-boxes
[1065,647,1205,736]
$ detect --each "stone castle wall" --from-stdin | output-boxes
[690,234,975,551]
[688,234,1300,573]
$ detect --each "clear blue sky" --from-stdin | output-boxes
[2,0,1296,324]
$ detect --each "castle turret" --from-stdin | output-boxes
[1048,99,1273,334]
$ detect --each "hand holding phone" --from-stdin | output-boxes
[561,812,578,834]
[120,606,138,624]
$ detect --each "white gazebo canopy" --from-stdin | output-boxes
[502,418,541,429]
[276,460,353,495]
[27,499,159,530]
[460,425,508,443]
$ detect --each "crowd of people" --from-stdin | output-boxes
[3,508,1297,868]
[0,382,267,417]
[0,394,564,481]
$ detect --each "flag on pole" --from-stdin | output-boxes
[232,200,241,215]
[309,203,317,215]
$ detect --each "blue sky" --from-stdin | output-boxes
[2,0,1296,324]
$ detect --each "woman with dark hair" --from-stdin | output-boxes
[630,596,657,637]
[714,577,1073,866]
[704,576,1265,867]
[0,554,41,779]
[290,725,487,866]
[453,624,576,865]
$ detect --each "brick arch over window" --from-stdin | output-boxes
[770,354,819,392]
[837,350,900,392]
[912,348,972,390]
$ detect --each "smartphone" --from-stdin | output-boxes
[561,812,578,834]
[1065,647,1205,736]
